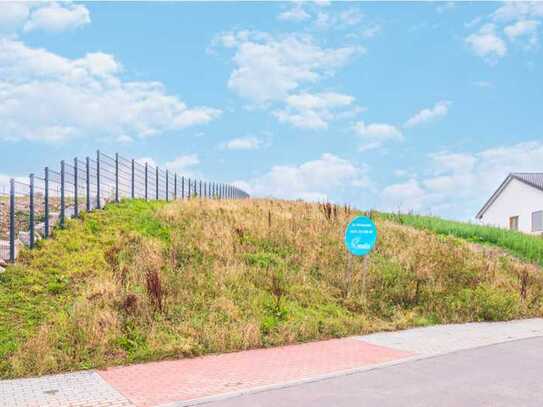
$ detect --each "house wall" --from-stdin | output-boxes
[480,178,543,234]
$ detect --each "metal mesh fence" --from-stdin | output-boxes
[0,150,249,263]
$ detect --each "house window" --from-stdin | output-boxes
[509,216,519,231]
[532,211,543,232]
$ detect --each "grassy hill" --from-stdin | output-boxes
[1,199,542,378]
[379,212,543,267]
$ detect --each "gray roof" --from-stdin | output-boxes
[512,172,543,191]
[476,172,543,219]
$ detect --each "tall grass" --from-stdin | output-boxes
[379,213,543,267]
[1,199,542,379]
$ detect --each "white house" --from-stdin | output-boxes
[476,173,543,235]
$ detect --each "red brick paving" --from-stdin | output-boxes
[98,338,413,407]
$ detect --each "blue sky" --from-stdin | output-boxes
[1,1,542,220]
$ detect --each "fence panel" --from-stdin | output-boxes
[1,151,249,262]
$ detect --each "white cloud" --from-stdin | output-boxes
[222,136,264,150]
[0,2,90,34]
[492,2,543,23]
[214,31,360,104]
[339,9,364,26]
[135,157,158,169]
[354,121,403,151]
[504,19,540,48]
[381,179,426,212]
[24,2,90,32]
[404,100,451,128]
[466,23,507,61]
[0,39,221,142]
[164,154,200,175]
[466,3,542,61]
[0,2,30,32]
[314,8,364,30]
[504,19,539,39]
[278,5,310,22]
[234,153,369,201]
[273,109,328,130]
[274,91,357,129]
[380,141,543,219]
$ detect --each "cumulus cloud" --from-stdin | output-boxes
[492,2,543,23]
[314,8,364,30]
[213,31,360,104]
[222,137,264,150]
[466,24,507,60]
[164,154,200,176]
[504,19,540,48]
[354,121,403,151]
[466,2,542,61]
[380,141,543,219]
[277,4,310,22]
[24,2,90,32]
[404,100,451,128]
[233,153,369,202]
[0,2,90,34]
[135,154,200,178]
[381,179,426,213]
[0,2,30,32]
[0,39,221,142]
[273,91,358,129]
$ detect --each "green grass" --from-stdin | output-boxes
[0,199,169,377]
[379,212,543,267]
[1,199,542,379]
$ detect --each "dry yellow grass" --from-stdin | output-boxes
[2,198,542,378]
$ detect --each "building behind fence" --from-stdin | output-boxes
[0,151,249,262]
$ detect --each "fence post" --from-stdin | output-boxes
[74,157,78,218]
[204,182,207,199]
[199,180,202,198]
[174,173,177,200]
[130,158,136,199]
[188,178,191,199]
[44,167,49,238]
[86,158,90,211]
[96,150,101,209]
[9,178,15,262]
[115,153,119,203]
[145,163,148,201]
[29,173,34,249]
[166,170,169,201]
[155,167,159,200]
[60,160,65,228]
[182,176,185,199]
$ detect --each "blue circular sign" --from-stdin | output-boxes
[344,216,377,256]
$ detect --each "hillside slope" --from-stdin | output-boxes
[1,199,542,378]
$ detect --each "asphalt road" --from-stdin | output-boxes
[203,337,543,407]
